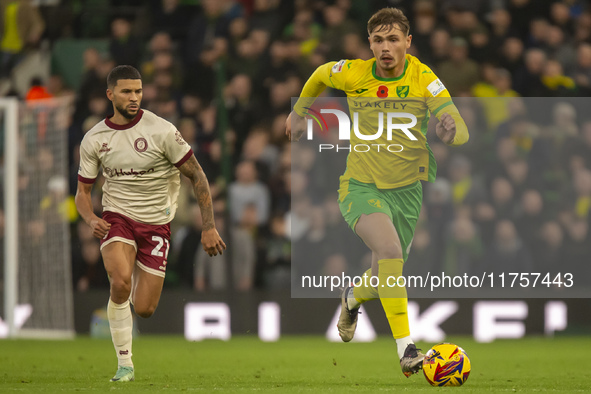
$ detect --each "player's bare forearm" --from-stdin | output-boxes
[75,182,97,226]
[179,155,215,231]
[179,154,227,256]
[285,111,307,142]
[75,181,111,239]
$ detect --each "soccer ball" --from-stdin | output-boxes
[422,343,471,387]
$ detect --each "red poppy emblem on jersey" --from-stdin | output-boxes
[134,137,148,152]
[377,85,389,98]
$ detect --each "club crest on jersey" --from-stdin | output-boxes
[134,137,148,152]
[368,199,382,208]
[396,85,409,98]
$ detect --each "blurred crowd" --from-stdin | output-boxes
[1,0,591,293]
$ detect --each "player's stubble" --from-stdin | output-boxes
[115,103,139,120]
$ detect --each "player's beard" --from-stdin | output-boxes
[115,103,139,120]
[380,60,396,71]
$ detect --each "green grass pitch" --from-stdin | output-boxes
[0,335,589,392]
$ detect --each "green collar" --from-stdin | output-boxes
[372,58,408,82]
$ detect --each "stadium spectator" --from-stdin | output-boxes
[513,48,548,96]
[424,179,454,270]
[184,0,242,99]
[194,200,255,291]
[0,0,45,78]
[72,221,108,291]
[410,2,437,62]
[544,25,576,72]
[25,76,52,101]
[541,59,576,96]
[572,169,591,219]
[489,177,517,219]
[436,37,480,95]
[499,37,524,74]
[443,216,484,276]
[319,5,361,61]
[169,203,203,288]
[515,189,547,251]
[228,160,270,225]
[534,220,565,273]
[489,9,516,49]
[427,28,450,66]
[109,17,143,69]
[149,0,195,41]
[484,219,532,275]
[259,214,291,289]
[563,218,591,278]
[573,42,591,89]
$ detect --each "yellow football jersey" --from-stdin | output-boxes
[294,54,468,189]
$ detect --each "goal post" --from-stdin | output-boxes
[1,96,75,338]
[2,97,18,338]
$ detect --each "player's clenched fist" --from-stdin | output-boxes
[285,111,307,142]
[201,228,227,256]
[90,218,111,239]
[435,113,456,145]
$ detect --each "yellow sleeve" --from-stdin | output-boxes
[432,102,469,146]
[420,64,469,146]
[293,60,350,117]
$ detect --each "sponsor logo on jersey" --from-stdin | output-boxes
[103,167,155,177]
[331,60,346,74]
[134,137,148,152]
[427,79,446,97]
[422,70,432,74]
[355,88,368,94]
[396,85,410,98]
[98,143,111,153]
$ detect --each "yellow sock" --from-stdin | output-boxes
[352,268,379,304]
[377,258,410,339]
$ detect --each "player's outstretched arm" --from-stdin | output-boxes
[178,154,226,256]
[74,181,111,239]
[435,112,469,146]
[289,61,345,141]
[285,111,307,141]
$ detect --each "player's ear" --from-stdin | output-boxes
[106,89,113,101]
[406,34,412,49]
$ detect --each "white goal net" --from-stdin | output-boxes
[1,97,75,338]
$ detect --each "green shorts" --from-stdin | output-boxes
[338,178,423,261]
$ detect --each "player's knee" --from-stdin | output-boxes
[110,277,132,299]
[135,307,156,319]
[374,243,402,260]
[135,305,156,319]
